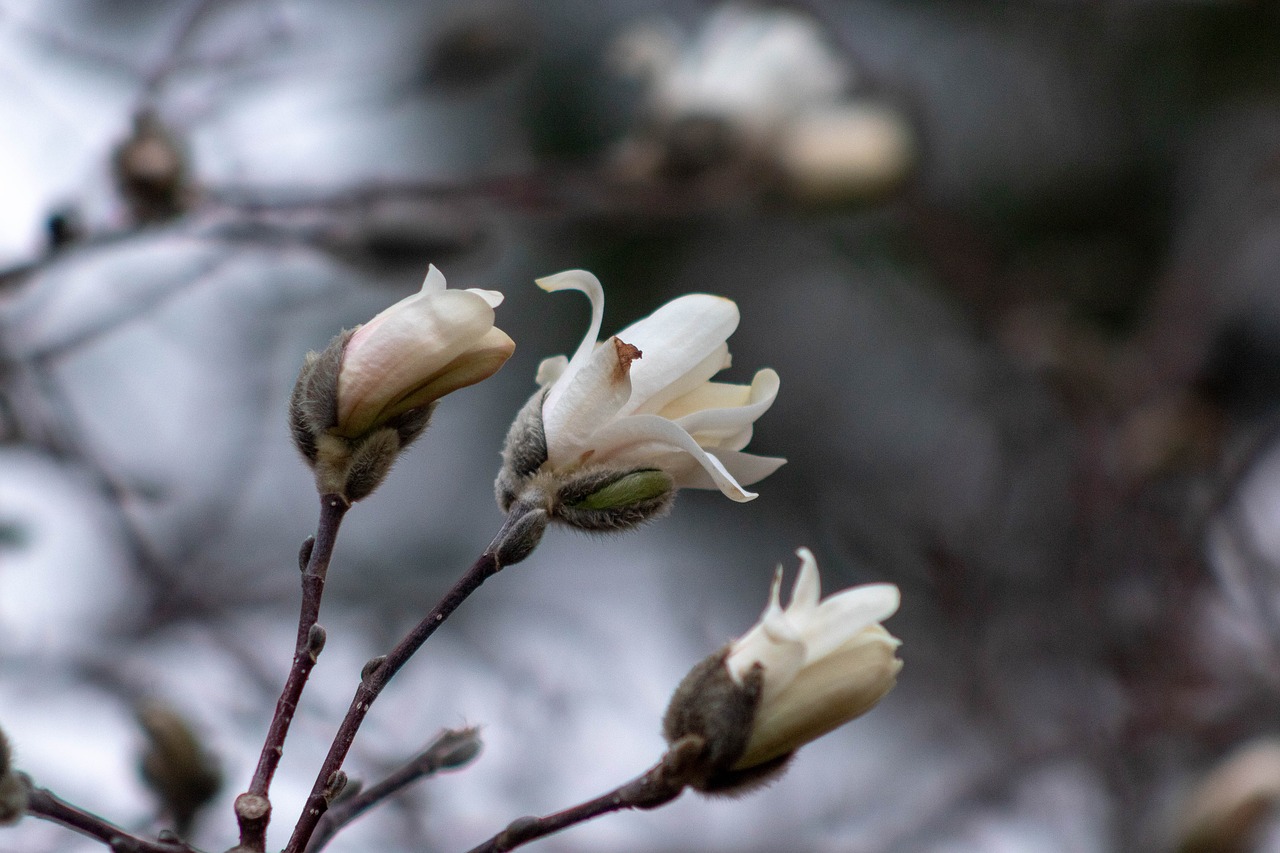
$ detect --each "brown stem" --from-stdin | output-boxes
[284,504,542,853]
[237,493,348,851]
[25,784,203,853]
[464,763,685,853]
[304,727,481,853]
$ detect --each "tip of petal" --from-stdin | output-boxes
[421,264,447,291]
[535,269,602,296]
[467,287,506,308]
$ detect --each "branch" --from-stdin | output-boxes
[25,783,203,853]
[284,503,544,853]
[236,493,349,851]
[305,727,482,853]
[463,761,685,853]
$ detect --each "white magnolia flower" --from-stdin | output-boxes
[726,547,901,769]
[618,5,851,139]
[335,264,515,438]
[534,269,783,502]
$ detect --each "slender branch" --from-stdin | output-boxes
[305,727,481,853]
[237,493,349,851]
[25,784,204,853]
[464,762,685,853]
[284,504,543,853]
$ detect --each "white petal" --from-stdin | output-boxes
[670,449,786,492]
[735,626,901,769]
[584,413,759,501]
[728,568,804,696]
[536,270,606,417]
[535,355,569,387]
[803,583,901,664]
[624,343,730,417]
[337,289,496,436]
[669,368,779,445]
[465,287,505,308]
[421,264,447,291]
[614,294,739,413]
[787,547,821,617]
[542,338,637,468]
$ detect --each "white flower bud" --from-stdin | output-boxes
[726,548,901,769]
[334,265,514,438]
[664,548,901,793]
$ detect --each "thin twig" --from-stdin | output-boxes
[305,727,481,853]
[463,762,685,853]
[25,784,204,853]
[284,505,541,853]
[236,493,349,851]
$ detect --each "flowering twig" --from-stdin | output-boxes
[304,726,482,853]
[236,493,349,851]
[25,784,204,853]
[284,502,546,853]
[463,759,686,853]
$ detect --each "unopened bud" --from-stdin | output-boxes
[136,701,222,834]
[0,729,26,826]
[361,656,387,683]
[487,504,548,567]
[555,468,674,531]
[323,770,349,804]
[307,625,327,661]
[427,726,483,771]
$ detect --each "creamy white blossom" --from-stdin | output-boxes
[533,269,783,502]
[617,4,851,138]
[726,547,901,769]
[335,264,514,438]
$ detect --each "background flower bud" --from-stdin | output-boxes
[136,701,222,836]
[0,729,25,827]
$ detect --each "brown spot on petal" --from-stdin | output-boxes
[612,338,642,382]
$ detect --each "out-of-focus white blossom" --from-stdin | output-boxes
[726,547,901,769]
[334,264,514,438]
[533,269,783,502]
[616,5,851,138]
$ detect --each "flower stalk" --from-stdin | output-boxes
[237,493,349,851]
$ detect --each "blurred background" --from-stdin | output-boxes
[3,1,1280,851]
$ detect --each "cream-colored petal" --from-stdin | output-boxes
[386,326,514,418]
[657,380,752,419]
[615,295,738,413]
[734,628,901,769]
[670,368,779,444]
[536,355,569,387]
[728,569,805,699]
[337,289,496,436]
[543,337,638,468]
[584,413,759,501]
[787,547,821,617]
[536,270,606,417]
[802,583,901,664]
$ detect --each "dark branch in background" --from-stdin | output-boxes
[26,784,204,853]
[305,726,482,853]
[463,761,684,853]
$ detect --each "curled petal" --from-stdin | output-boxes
[787,547,822,617]
[586,413,760,501]
[537,270,606,415]
[544,338,639,468]
[671,368,780,447]
[802,583,901,664]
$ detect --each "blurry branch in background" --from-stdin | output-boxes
[305,726,481,853]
